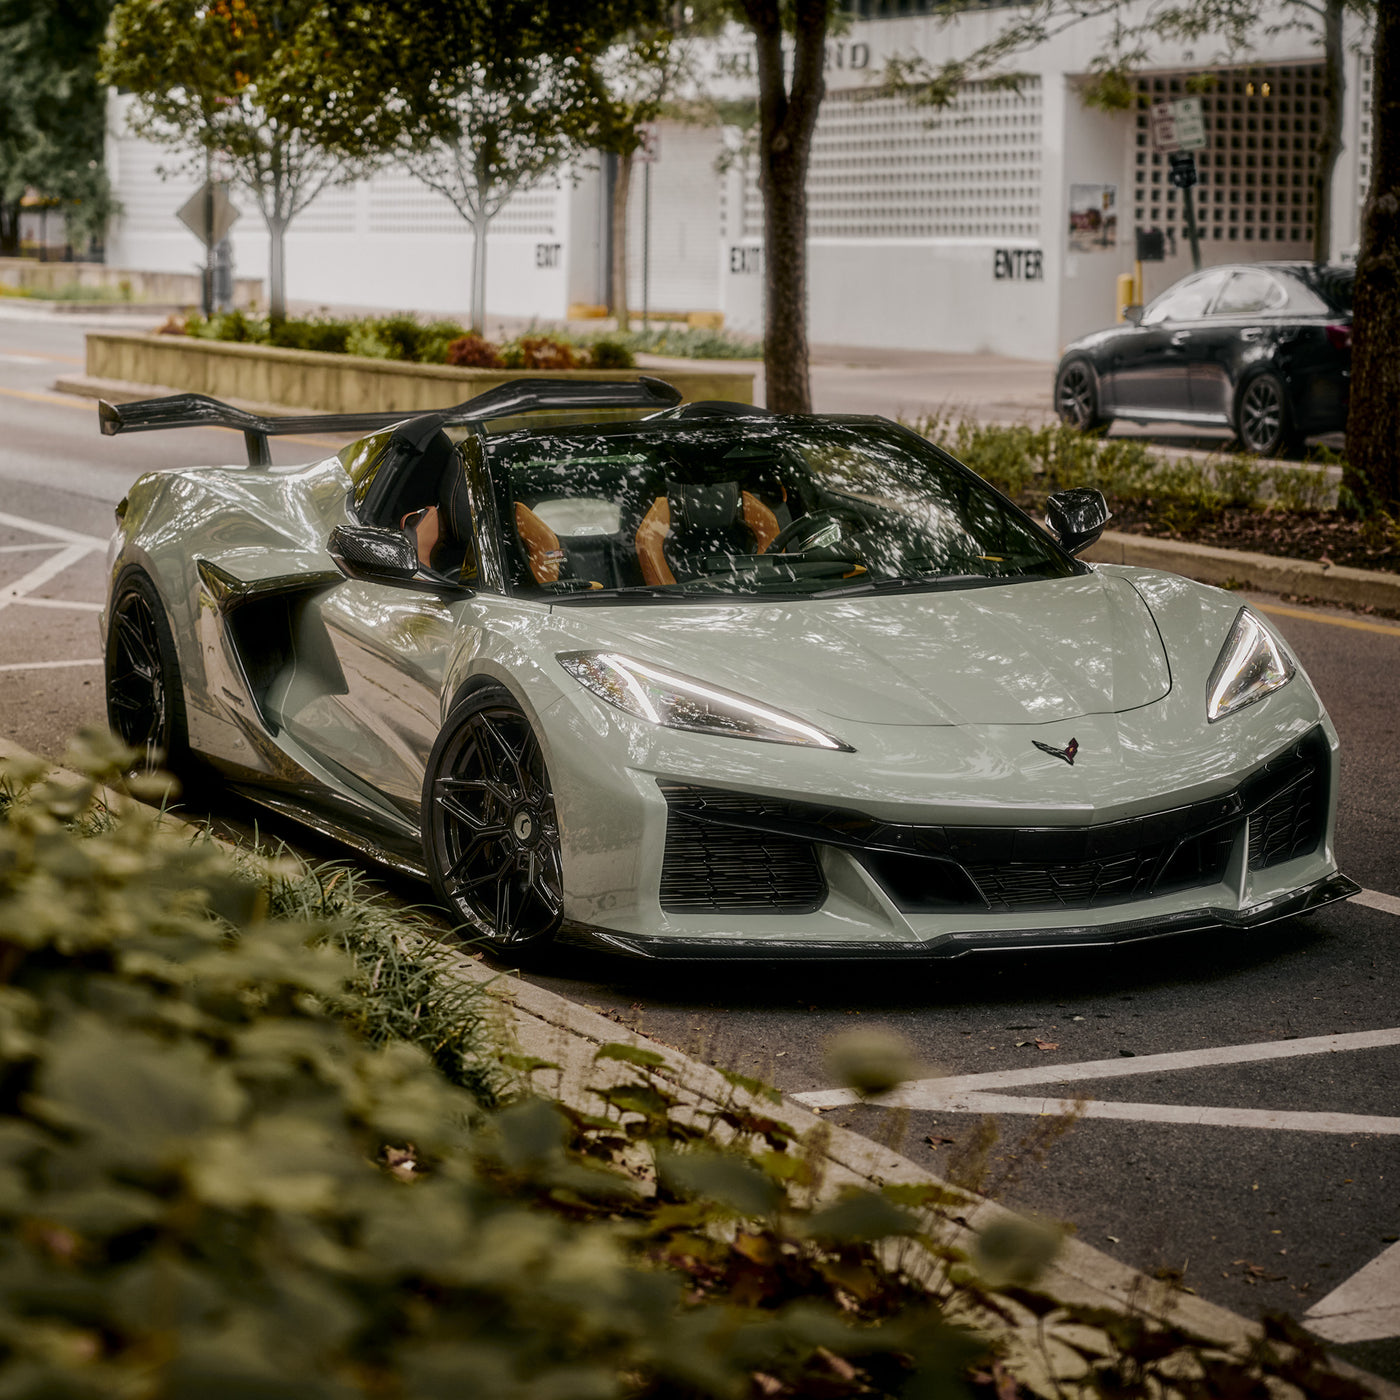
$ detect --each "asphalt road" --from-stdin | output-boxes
[2,308,1396,1382]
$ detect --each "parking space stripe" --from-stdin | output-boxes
[0,510,106,549]
[1305,1239,1400,1343]
[1354,887,1400,917]
[898,1090,1400,1136]
[795,1026,1400,1109]
[0,659,103,673]
[0,543,64,554]
[0,544,91,614]
[11,597,103,613]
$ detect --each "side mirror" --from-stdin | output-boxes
[328,524,472,596]
[1046,488,1111,556]
[1123,304,1144,326]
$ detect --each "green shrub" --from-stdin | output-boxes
[588,337,636,370]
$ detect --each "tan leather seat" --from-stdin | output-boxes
[635,490,780,587]
[515,502,602,589]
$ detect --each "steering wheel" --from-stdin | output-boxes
[769,511,855,555]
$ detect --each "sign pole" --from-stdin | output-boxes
[202,163,215,315]
[1183,182,1202,271]
[642,158,651,331]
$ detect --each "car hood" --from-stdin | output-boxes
[547,572,1171,727]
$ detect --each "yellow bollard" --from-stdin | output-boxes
[1115,272,1137,324]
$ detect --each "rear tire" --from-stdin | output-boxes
[422,686,564,958]
[1055,358,1107,432]
[105,567,191,774]
[1235,371,1301,458]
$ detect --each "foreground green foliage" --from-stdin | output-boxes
[0,735,1371,1398]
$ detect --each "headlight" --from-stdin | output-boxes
[557,651,853,750]
[1206,608,1294,722]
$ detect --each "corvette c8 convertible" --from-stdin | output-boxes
[100,378,1356,961]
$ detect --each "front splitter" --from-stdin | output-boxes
[558,871,1361,962]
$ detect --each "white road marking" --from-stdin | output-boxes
[794,1026,1400,1109]
[0,658,103,673]
[894,1090,1400,1137]
[0,543,63,554]
[1305,1239,1400,1343]
[0,544,92,614]
[10,597,103,613]
[0,352,46,365]
[1354,887,1400,917]
[0,510,107,549]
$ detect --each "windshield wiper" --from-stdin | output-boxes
[811,573,1002,598]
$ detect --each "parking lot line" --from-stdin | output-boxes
[0,544,92,614]
[11,597,104,613]
[1353,887,1400,917]
[1257,602,1400,640]
[0,659,103,673]
[1306,1239,1400,1344]
[795,1025,1400,1109]
[0,510,107,549]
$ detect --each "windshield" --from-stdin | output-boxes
[487,418,1079,602]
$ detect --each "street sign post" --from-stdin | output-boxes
[177,181,240,315]
[636,126,659,329]
[1150,99,1206,271]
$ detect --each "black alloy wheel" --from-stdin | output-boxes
[1235,371,1299,457]
[105,568,189,770]
[1055,358,1106,432]
[423,688,564,952]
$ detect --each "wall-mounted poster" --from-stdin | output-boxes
[1068,183,1117,251]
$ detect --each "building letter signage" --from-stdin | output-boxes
[729,246,762,274]
[994,249,1043,280]
[535,243,561,269]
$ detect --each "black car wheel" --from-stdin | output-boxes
[423,687,564,952]
[1055,358,1106,432]
[1235,371,1300,457]
[105,568,190,770]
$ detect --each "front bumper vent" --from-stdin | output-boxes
[656,726,1329,917]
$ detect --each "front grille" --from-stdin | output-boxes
[659,789,826,912]
[656,726,1328,918]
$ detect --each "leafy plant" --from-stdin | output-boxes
[500,333,580,370]
[446,332,505,368]
[588,337,637,370]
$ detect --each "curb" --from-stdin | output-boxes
[1087,529,1400,614]
[2,733,1395,1397]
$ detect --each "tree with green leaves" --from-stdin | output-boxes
[1345,5,1400,512]
[0,0,112,257]
[882,0,1374,266]
[734,0,834,413]
[102,0,436,320]
[590,8,726,332]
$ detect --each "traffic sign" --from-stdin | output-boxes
[1149,96,1206,153]
[176,180,240,248]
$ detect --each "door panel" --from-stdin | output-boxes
[278,581,459,816]
[1116,269,1231,417]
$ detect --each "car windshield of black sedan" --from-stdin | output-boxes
[488,420,1078,601]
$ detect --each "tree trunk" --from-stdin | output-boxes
[268,215,288,323]
[741,0,829,414]
[469,209,493,334]
[1344,5,1400,512]
[611,149,634,332]
[1312,0,1346,263]
[0,202,19,257]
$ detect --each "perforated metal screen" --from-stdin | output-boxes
[1133,67,1320,252]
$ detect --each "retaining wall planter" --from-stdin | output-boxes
[84,330,754,414]
[1,258,261,309]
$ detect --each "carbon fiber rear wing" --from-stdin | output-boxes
[97,377,684,466]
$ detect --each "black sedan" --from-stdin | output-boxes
[1054,262,1352,456]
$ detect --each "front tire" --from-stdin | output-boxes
[1235,371,1301,457]
[105,567,190,772]
[1055,358,1107,432]
[423,687,564,954]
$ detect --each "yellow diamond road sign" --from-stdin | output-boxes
[176,181,240,247]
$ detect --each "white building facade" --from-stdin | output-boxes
[103,2,1374,360]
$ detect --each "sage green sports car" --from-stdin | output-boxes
[101,379,1356,961]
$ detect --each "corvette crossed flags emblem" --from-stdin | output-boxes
[1033,737,1080,765]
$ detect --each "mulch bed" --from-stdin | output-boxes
[1108,504,1400,575]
